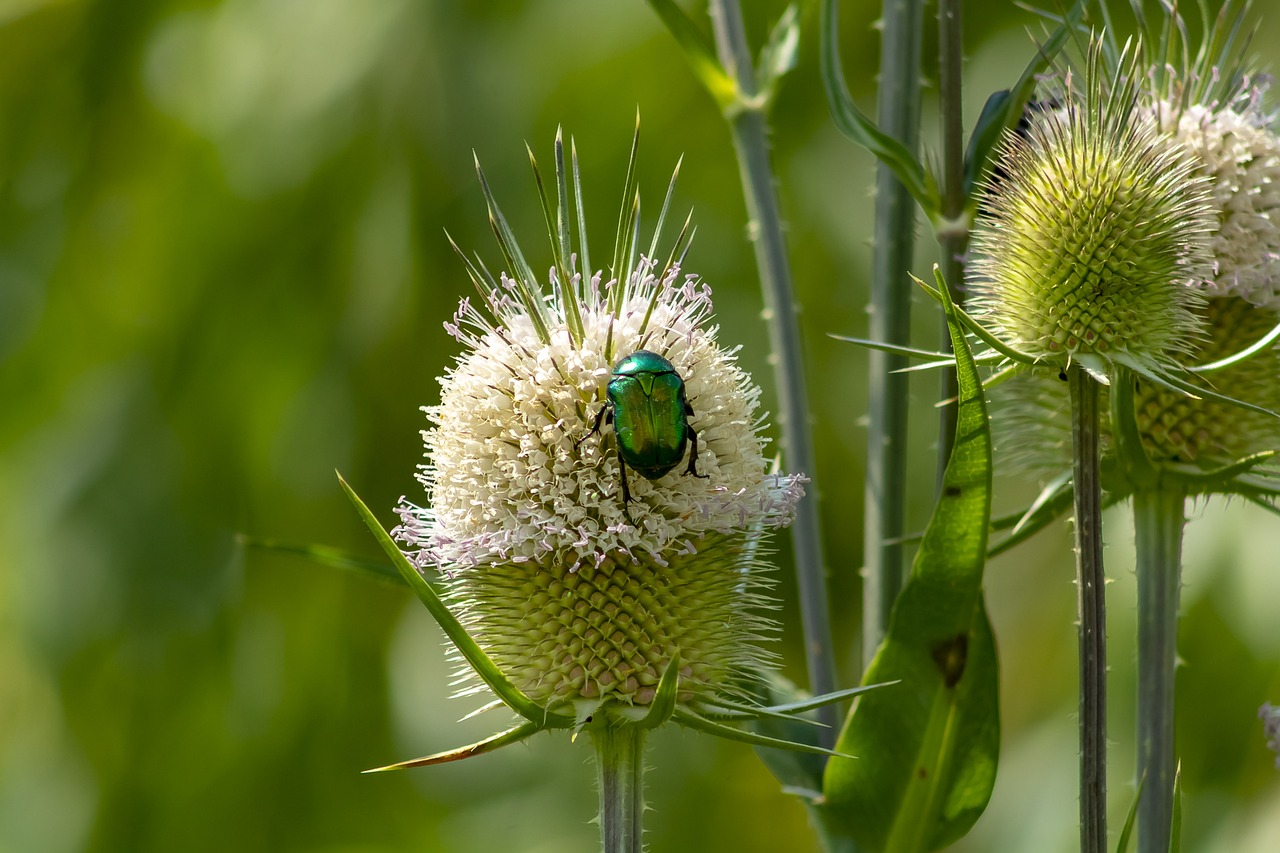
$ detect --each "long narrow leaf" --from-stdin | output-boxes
[962,0,1085,198]
[756,4,800,108]
[703,681,899,722]
[822,268,1000,851]
[237,535,403,587]
[338,474,574,729]
[636,654,681,729]
[819,0,935,215]
[828,334,958,361]
[363,721,543,772]
[915,274,1042,365]
[1115,774,1145,853]
[1122,356,1280,420]
[571,137,592,285]
[673,708,853,759]
[1188,314,1280,372]
[645,0,738,110]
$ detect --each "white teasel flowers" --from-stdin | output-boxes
[1156,95,1280,310]
[383,134,808,727]
[399,260,803,574]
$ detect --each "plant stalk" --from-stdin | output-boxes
[862,0,925,667]
[593,726,646,853]
[709,0,838,739]
[935,0,968,482]
[1133,486,1186,853]
[1068,365,1107,853]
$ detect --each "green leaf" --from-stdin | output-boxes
[914,274,1041,366]
[1115,774,1145,853]
[605,114,642,361]
[1120,355,1280,422]
[756,4,800,108]
[645,0,738,111]
[1188,313,1280,373]
[828,334,959,362]
[362,721,544,772]
[237,534,404,587]
[709,681,898,722]
[744,672,829,801]
[740,674,901,804]
[673,707,853,760]
[819,0,936,217]
[570,136,593,285]
[961,0,1085,200]
[337,473,574,730]
[821,268,999,852]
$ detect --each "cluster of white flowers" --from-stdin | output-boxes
[394,258,805,576]
[1153,93,1280,309]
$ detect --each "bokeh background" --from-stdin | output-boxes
[2,1,1278,851]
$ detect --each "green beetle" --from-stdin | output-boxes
[579,349,708,513]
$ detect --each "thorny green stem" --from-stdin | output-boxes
[935,0,968,486]
[1069,365,1107,853]
[593,726,645,853]
[709,0,838,740]
[1134,486,1186,853]
[862,0,925,668]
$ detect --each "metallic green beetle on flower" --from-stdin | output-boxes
[580,349,709,512]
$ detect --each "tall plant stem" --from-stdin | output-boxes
[1068,365,1107,853]
[1133,486,1186,853]
[861,0,925,666]
[593,726,646,853]
[709,0,837,738]
[935,0,968,480]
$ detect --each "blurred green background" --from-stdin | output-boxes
[2,1,1278,851]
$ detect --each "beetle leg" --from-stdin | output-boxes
[617,445,635,523]
[684,402,709,479]
[575,404,610,449]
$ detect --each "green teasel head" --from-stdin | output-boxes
[969,45,1216,377]
[989,14,1280,495]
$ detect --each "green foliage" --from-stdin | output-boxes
[1116,776,1145,853]
[821,275,999,852]
[819,0,935,217]
[4,2,1279,852]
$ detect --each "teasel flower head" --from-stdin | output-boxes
[969,47,1216,379]
[394,248,803,718]
[337,127,858,785]
[984,14,1280,546]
